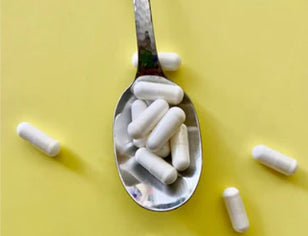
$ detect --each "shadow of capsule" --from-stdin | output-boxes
[53,147,88,174]
[285,167,308,192]
[53,146,106,187]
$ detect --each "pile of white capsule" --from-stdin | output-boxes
[16,51,301,233]
[127,76,189,185]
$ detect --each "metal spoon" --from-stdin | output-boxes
[113,0,202,211]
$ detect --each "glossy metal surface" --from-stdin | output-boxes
[113,0,202,211]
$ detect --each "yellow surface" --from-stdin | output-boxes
[1,0,308,235]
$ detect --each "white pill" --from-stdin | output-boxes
[170,124,190,171]
[135,148,177,185]
[130,99,170,157]
[147,107,186,152]
[128,99,169,139]
[252,144,298,176]
[133,138,147,148]
[134,136,170,158]
[131,99,147,120]
[154,141,170,158]
[132,52,181,71]
[133,81,184,105]
[223,187,249,233]
[131,99,148,147]
[17,122,61,157]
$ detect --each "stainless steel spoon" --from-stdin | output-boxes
[113,0,202,211]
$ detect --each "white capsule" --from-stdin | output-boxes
[223,187,249,233]
[132,52,181,71]
[135,148,177,185]
[134,136,170,158]
[154,141,170,158]
[128,99,169,139]
[252,144,298,176]
[147,107,186,152]
[131,99,148,147]
[133,138,147,148]
[114,108,135,156]
[131,99,147,120]
[134,137,170,157]
[133,81,184,105]
[130,99,170,157]
[170,124,190,171]
[17,122,61,157]
[120,157,141,186]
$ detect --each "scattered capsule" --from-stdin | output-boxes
[133,80,184,105]
[135,148,177,185]
[132,52,181,71]
[252,144,298,176]
[170,124,190,171]
[147,107,185,152]
[128,99,169,139]
[131,99,148,148]
[17,122,61,157]
[223,187,249,233]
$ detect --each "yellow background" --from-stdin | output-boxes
[1,0,308,235]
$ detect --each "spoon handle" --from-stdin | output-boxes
[134,0,164,77]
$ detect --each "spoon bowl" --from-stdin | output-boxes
[113,0,202,211]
